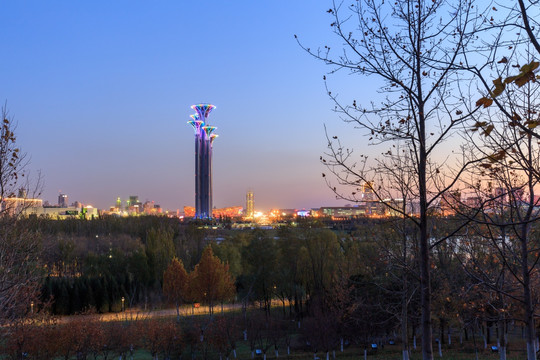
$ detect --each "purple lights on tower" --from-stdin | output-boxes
[187,104,218,219]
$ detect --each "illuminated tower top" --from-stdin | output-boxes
[191,104,216,121]
[202,125,217,138]
[188,119,204,134]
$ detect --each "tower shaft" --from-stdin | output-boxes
[188,104,218,219]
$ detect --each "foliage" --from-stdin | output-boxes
[191,246,236,314]
[163,257,190,320]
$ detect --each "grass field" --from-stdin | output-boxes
[120,341,527,360]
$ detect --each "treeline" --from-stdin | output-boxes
[31,216,208,314]
[25,214,540,356]
[33,216,368,317]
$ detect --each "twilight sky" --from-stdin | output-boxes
[1,1,377,212]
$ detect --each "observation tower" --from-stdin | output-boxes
[187,104,218,219]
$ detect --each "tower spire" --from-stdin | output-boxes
[187,103,217,219]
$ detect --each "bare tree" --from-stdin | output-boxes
[0,104,43,325]
[461,51,540,359]
[298,1,484,359]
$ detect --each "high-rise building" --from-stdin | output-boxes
[129,195,139,206]
[58,193,68,207]
[187,104,218,219]
[362,181,374,201]
[246,190,254,218]
[127,195,141,213]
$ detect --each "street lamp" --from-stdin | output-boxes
[30,301,34,314]
[121,297,125,312]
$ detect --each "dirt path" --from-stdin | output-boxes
[59,302,245,323]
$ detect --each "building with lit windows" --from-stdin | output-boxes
[58,193,68,207]
[246,190,254,218]
[1,196,43,216]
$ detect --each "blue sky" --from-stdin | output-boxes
[1,1,374,211]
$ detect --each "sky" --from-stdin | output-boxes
[0,1,377,212]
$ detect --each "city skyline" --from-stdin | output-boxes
[0,1,380,211]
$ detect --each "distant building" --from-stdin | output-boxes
[127,195,142,214]
[213,206,243,218]
[26,205,98,220]
[464,196,482,208]
[269,209,298,219]
[246,190,254,218]
[184,205,242,218]
[511,187,525,202]
[493,187,505,207]
[296,209,311,217]
[128,195,140,207]
[58,193,68,207]
[143,201,162,215]
[318,206,368,218]
[439,191,461,216]
[362,181,375,201]
[1,196,43,216]
[183,206,195,218]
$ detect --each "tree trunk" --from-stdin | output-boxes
[498,318,506,360]
[472,328,479,360]
[522,233,536,360]
[401,228,409,360]
[439,319,445,345]
[402,350,410,360]
[499,346,506,360]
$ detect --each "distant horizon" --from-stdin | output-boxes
[37,192,355,214]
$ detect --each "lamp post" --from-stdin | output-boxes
[30,301,34,314]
